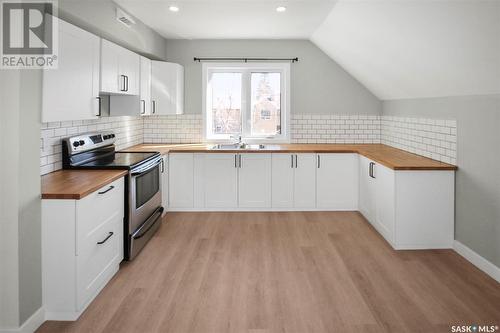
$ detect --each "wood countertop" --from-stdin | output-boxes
[124,143,457,170]
[41,169,128,200]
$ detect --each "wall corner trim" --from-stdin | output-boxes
[0,307,45,333]
[453,241,500,284]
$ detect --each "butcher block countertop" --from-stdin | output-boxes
[41,169,128,200]
[124,143,457,171]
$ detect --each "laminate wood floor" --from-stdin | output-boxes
[38,212,500,333]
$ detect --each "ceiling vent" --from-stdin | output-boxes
[116,7,136,28]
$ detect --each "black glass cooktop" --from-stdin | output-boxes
[77,152,159,170]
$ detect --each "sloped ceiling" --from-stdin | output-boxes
[311,0,500,100]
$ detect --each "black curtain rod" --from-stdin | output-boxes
[193,57,299,63]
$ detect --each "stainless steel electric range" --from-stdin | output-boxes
[62,132,164,260]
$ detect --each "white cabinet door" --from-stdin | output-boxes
[238,154,272,208]
[316,153,359,210]
[161,155,168,210]
[272,154,294,208]
[375,164,395,244]
[151,61,184,115]
[119,46,140,95]
[169,154,194,208]
[294,154,316,208]
[42,18,100,122]
[100,39,140,95]
[139,56,151,116]
[359,156,377,222]
[204,154,238,208]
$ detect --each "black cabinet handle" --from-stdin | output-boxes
[98,185,114,194]
[369,162,376,179]
[317,155,321,168]
[120,75,126,91]
[291,154,294,168]
[140,100,146,114]
[152,100,156,114]
[235,154,237,168]
[161,158,165,173]
[295,155,298,168]
[239,155,242,168]
[97,232,114,245]
[96,96,101,116]
[125,75,129,92]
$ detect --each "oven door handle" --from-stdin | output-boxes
[130,157,162,176]
[133,207,164,240]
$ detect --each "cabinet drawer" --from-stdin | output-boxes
[77,212,122,309]
[76,178,124,246]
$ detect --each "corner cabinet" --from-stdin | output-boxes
[42,178,124,320]
[100,39,140,95]
[358,156,455,249]
[151,61,184,115]
[42,17,100,122]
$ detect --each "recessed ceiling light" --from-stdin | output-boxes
[169,5,179,12]
[276,6,286,12]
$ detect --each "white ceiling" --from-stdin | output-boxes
[310,0,500,100]
[115,0,337,39]
[116,0,500,100]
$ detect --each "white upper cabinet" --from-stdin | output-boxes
[151,61,184,115]
[316,153,359,210]
[100,39,140,95]
[238,154,272,208]
[139,56,152,116]
[42,18,100,122]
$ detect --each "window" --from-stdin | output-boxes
[203,63,290,142]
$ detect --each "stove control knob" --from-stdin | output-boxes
[73,141,80,147]
[79,140,85,146]
[111,134,115,138]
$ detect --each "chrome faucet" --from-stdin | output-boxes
[231,135,243,147]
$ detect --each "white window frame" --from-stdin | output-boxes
[202,62,290,143]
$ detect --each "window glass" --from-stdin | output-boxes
[209,72,242,135]
[251,72,281,136]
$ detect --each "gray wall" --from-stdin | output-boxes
[383,95,500,267]
[57,0,167,60]
[165,39,381,115]
[0,70,43,328]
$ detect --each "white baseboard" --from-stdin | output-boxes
[454,240,500,283]
[0,307,45,333]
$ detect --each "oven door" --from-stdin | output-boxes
[129,157,162,234]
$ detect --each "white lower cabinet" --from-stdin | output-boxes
[42,177,124,320]
[238,154,272,208]
[316,153,359,210]
[161,155,168,211]
[272,153,316,208]
[359,156,454,249]
[204,154,238,208]
[169,153,194,208]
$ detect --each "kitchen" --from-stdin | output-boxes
[1,0,499,332]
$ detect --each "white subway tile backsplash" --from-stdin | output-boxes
[40,113,458,175]
[40,116,144,175]
[381,115,457,165]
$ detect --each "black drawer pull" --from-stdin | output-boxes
[97,232,114,245]
[98,185,114,195]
